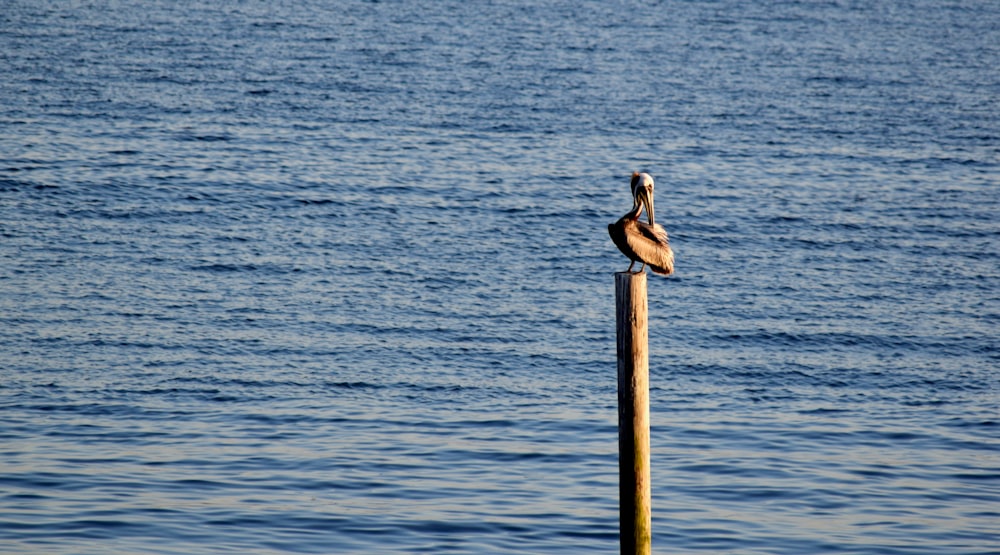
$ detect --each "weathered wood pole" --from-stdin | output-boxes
[615,270,651,555]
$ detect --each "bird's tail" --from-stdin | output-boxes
[650,263,674,276]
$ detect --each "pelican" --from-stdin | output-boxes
[608,171,674,275]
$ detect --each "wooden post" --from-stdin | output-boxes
[615,271,651,555]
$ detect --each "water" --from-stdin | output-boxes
[1,0,998,553]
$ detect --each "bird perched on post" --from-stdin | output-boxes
[608,171,674,275]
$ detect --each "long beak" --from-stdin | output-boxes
[640,187,655,225]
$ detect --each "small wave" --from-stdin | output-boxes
[189,263,259,273]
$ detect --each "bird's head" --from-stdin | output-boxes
[630,171,656,225]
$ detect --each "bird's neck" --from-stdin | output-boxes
[626,200,643,221]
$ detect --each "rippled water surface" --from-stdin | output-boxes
[1,1,998,553]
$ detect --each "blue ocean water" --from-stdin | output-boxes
[1,0,998,553]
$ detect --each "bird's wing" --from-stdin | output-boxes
[636,222,669,246]
[628,222,674,275]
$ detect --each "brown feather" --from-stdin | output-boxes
[609,216,674,275]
